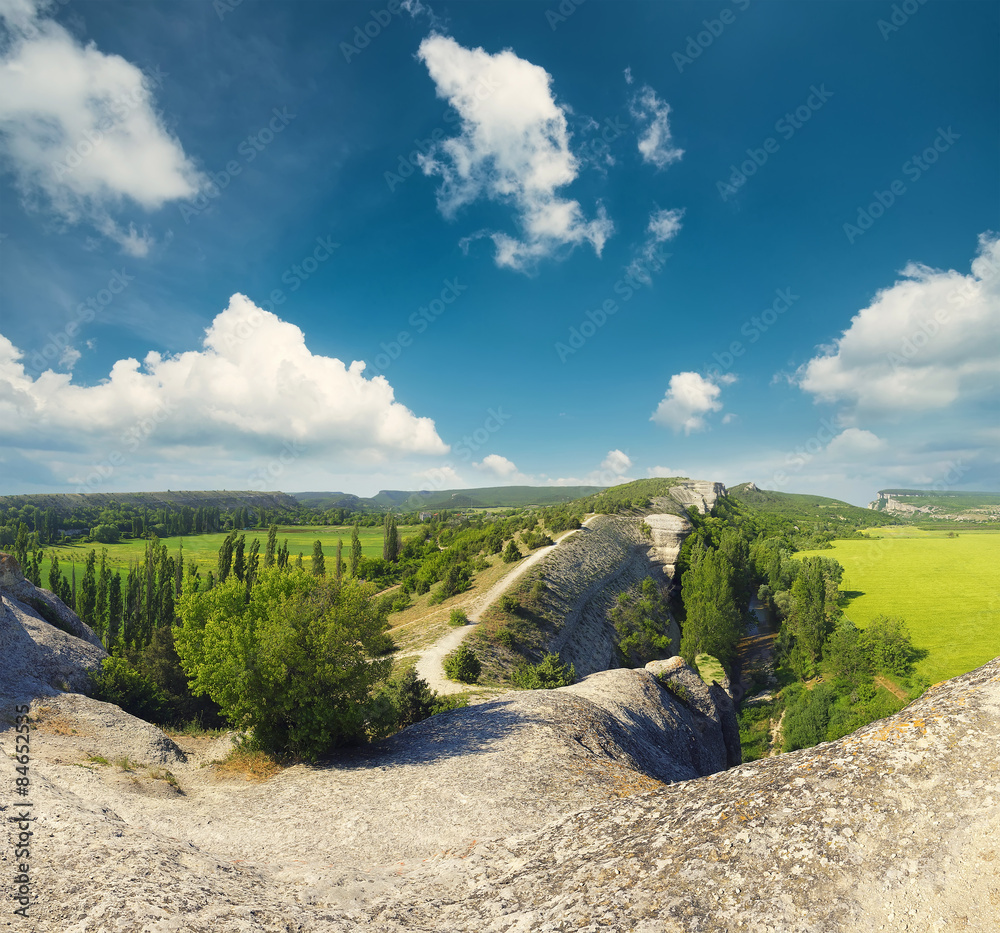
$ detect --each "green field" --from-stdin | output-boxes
[798,528,1000,684]
[38,525,418,583]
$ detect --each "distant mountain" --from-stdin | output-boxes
[0,489,300,517]
[293,485,604,512]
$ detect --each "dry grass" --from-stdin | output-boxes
[213,746,285,782]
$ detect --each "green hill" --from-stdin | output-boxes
[294,485,604,512]
[0,489,300,518]
[729,483,898,530]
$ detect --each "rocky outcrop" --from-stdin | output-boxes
[668,479,727,514]
[647,656,742,770]
[8,649,1000,932]
[0,554,107,706]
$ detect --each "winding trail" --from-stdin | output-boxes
[414,518,598,695]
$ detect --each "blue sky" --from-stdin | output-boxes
[0,0,997,506]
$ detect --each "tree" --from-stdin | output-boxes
[78,550,98,631]
[611,577,672,668]
[174,568,392,760]
[680,545,743,675]
[861,615,916,677]
[501,540,523,563]
[264,524,278,568]
[383,512,400,563]
[823,619,871,687]
[335,539,343,581]
[350,524,362,577]
[232,534,246,583]
[312,540,326,576]
[217,530,237,584]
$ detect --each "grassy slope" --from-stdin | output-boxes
[877,489,1000,511]
[797,527,1000,684]
[0,489,299,515]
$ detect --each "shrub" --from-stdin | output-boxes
[501,540,523,563]
[494,627,515,649]
[498,593,520,614]
[448,608,469,626]
[511,652,575,689]
[443,644,481,684]
[89,656,170,724]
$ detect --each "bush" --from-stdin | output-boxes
[174,567,392,761]
[368,666,438,739]
[501,540,523,563]
[443,644,481,684]
[448,608,469,626]
[498,593,520,614]
[89,656,169,723]
[510,652,575,689]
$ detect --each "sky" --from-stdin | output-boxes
[0,0,997,507]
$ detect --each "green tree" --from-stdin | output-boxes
[501,539,523,563]
[174,567,392,759]
[264,524,278,568]
[680,545,743,675]
[350,523,362,577]
[312,540,326,576]
[823,618,871,687]
[335,539,343,581]
[78,550,98,631]
[861,615,916,677]
[383,512,400,563]
[217,530,237,584]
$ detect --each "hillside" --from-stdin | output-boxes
[730,481,898,530]
[0,489,301,517]
[869,488,1000,522]
[294,485,604,512]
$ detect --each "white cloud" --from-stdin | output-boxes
[651,371,737,434]
[416,33,613,272]
[823,427,886,457]
[0,0,203,251]
[627,206,683,284]
[629,85,683,170]
[544,449,633,487]
[0,295,447,489]
[474,453,516,476]
[415,464,464,489]
[601,448,632,475]
[647,465,683,478]
[797,233,1000,419]
[623,66,634,86]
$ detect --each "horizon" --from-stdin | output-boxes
[1,0,997,507]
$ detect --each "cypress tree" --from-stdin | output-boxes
[78,550,98,630]
[335,539,343,581]
[245,538,261,592]
[264,524,278,568]
[350,523,362,577]
[312,540,325,576]
[106,574,123,650]
[232,534,246,583]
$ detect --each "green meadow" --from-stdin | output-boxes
[798,527,1000,684]
[39,525,419,583]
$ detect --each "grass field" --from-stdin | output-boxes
[38,525,419,583]
[798,528,1000,684]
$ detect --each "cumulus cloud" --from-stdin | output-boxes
[0,0,203,251]
[474,453,516,476]
[627,206,683,284]
[0,295,447,488]
[651,371,737,434]
[601,448,632,475]
[416,33,613,272]
[797,233,1000,419]
[545,449,633,487]
[629,85,683,170]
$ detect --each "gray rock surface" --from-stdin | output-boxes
[0,556,107,706]
[5,657,998,932]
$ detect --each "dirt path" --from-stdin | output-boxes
[414,518,597,696]
[875,673,908,700]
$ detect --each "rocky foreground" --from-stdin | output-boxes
[1,562,999,932]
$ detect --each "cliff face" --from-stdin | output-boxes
[509,480,725,677]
